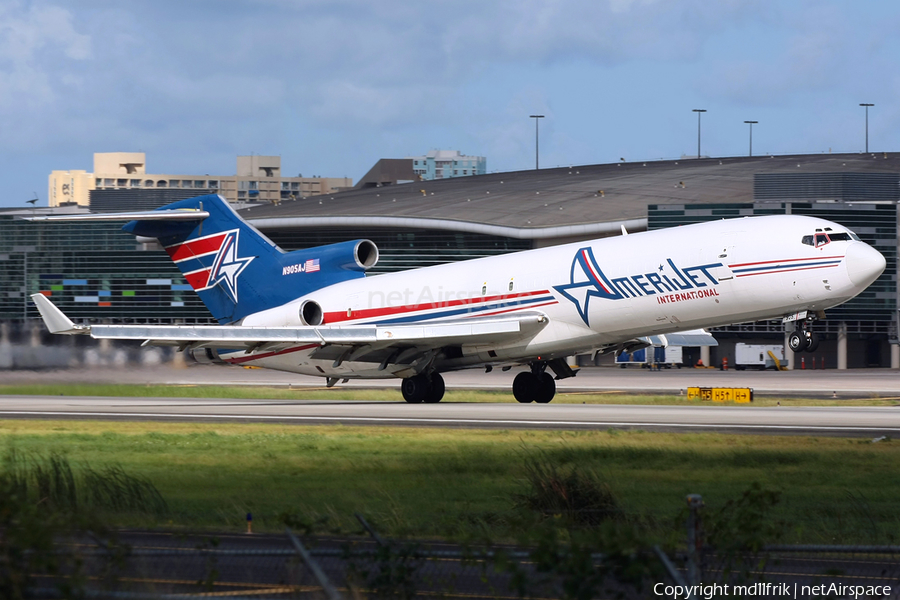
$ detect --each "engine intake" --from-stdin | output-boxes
[300,300,323,326]
[355,240,379,270]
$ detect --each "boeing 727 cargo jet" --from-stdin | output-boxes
[29,194,885,403]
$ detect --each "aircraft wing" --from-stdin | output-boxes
[30,293,548,350]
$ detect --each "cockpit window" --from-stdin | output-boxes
[803,231,860,246]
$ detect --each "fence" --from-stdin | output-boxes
[20,504,900,599]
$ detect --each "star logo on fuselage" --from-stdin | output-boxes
[207,230,254,303]
[553,247,622,327]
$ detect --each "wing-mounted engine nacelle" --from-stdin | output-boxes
[185,347,228,365]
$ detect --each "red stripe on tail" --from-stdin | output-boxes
[184,269,212,290]
[166,234,227,262]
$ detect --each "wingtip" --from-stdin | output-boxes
[30,293,86,335]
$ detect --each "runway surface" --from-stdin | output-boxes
[4,364,900,396]
[2,394,900,435]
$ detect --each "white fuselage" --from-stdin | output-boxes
[225,215,884,378]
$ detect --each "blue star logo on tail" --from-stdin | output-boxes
[553,247,622,326]
[207,230,255,303]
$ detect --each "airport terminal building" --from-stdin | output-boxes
[2,152,897,369]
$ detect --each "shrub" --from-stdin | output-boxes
[516,450,620,526]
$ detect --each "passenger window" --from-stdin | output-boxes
[801,235,814,247]
[815,234,829,247]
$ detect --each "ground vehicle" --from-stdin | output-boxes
[616,345,683,368]
[734,344,788,370]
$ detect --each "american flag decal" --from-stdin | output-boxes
[305,258,320,273]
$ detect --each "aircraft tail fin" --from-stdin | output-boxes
[122,194,373,323]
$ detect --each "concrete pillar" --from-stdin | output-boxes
[837,322,848,370]
[783,329,794,370]
[0,323,10,369]
[891,344,900,370]
[700,346,710,367]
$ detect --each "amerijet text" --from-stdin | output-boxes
[656,288,720,304]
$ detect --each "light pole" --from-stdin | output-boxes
[529,115,544,169]
[692,109,706,158]
[744,120,758,157]
[860,103,874,153]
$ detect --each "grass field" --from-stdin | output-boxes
[0,418,896,545]
[1,383,897,406]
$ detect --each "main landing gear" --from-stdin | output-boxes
[512,363,557,404]
[788,322,820,353]
[401,358,573,404]
[401,372,445,404]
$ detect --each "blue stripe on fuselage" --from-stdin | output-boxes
[364,295,556,325]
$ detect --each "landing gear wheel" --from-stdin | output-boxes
[513,372,536,403]
[788,331,806,353]
[804,331,820,353]
[401,374,431,404]
[534,372,556,404]
[424,373,445,403]
[512,371,557,404]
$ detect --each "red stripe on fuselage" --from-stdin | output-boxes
[729,255,842,268]
[475,300,559,318]
[166,234,227,262]
[324,290,551,324]
[734,264,840,278]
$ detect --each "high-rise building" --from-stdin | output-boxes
[409,150,486,180]
[48,153,352,208]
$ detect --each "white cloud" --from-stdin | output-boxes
[3,0,900,206]
[0,2,91,109]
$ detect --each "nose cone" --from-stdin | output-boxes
[845,242,886,288]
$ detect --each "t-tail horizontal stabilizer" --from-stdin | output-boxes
[21,209,209,223]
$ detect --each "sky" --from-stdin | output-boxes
[1,0,899,207]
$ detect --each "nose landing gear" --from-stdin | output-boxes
[788,321,820,353]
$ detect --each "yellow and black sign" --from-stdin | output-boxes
[687,387,753,403]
